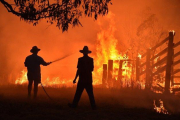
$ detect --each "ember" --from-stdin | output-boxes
[154,99,169,114]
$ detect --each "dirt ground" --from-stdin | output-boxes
[0,85,180,120]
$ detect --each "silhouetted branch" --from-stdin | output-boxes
[0,0,21,16]
[0,0,112,31]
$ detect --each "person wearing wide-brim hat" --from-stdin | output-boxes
[69,46,96,110]
[24,46,52,99]
[30,46,41,53]
[79,46,92,54]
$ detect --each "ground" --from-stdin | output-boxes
[0,85,180,120]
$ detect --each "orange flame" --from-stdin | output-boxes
[93,12,133,86]
[15,67,132,87]
[15,12,133,87]
[15,70,28,84]
[15,70,73,87]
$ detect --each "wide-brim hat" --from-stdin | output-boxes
[30,46,40,53]
[79,46,91,54]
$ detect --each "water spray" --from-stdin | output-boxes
[51,52,76,63]
[41,52,76,100]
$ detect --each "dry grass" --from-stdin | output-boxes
[0,85,180,120]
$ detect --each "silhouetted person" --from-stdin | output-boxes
[69,46,96,109]
[24,46,51,98]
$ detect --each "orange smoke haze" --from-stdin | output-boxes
[0,0,180,86]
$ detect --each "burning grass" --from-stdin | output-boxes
[0,85,180,119]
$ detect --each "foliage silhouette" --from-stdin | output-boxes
[0,0,112,31]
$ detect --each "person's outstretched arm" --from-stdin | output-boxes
[40,57,52,66]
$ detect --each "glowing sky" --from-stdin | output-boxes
[0,0,180,84]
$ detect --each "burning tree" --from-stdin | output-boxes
[122,8,169,90]
[136,13,167,88]
[136,14,167,54]
[0,0,112,31]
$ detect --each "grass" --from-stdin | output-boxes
[0,85,180,120]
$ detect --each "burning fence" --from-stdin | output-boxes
[98,30,180,93]
[101,59,137,88]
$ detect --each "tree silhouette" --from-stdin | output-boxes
[0,0,112,31]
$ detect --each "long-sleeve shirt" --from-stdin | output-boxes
[24,54,49,82]
[77,56,94,84]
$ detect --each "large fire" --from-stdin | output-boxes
[14,12,133,88]
[93,12,133,87]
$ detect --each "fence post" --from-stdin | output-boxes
[165,31,175,93]
[145,48,151,90]
[102,64,107,87]
[136,57,140,88]
[118,60,123,87]
[136,57,140,82]
[108,60,113,87]
[171,50,174,87]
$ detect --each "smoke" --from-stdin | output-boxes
[0,0,180,84]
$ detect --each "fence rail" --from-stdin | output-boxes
[101,31,180,93]
[136,31,180,93]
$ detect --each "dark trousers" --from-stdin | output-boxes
[72,82,96,108]
[28,80,38,98]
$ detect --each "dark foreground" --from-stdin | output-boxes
[0,85,180,120]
